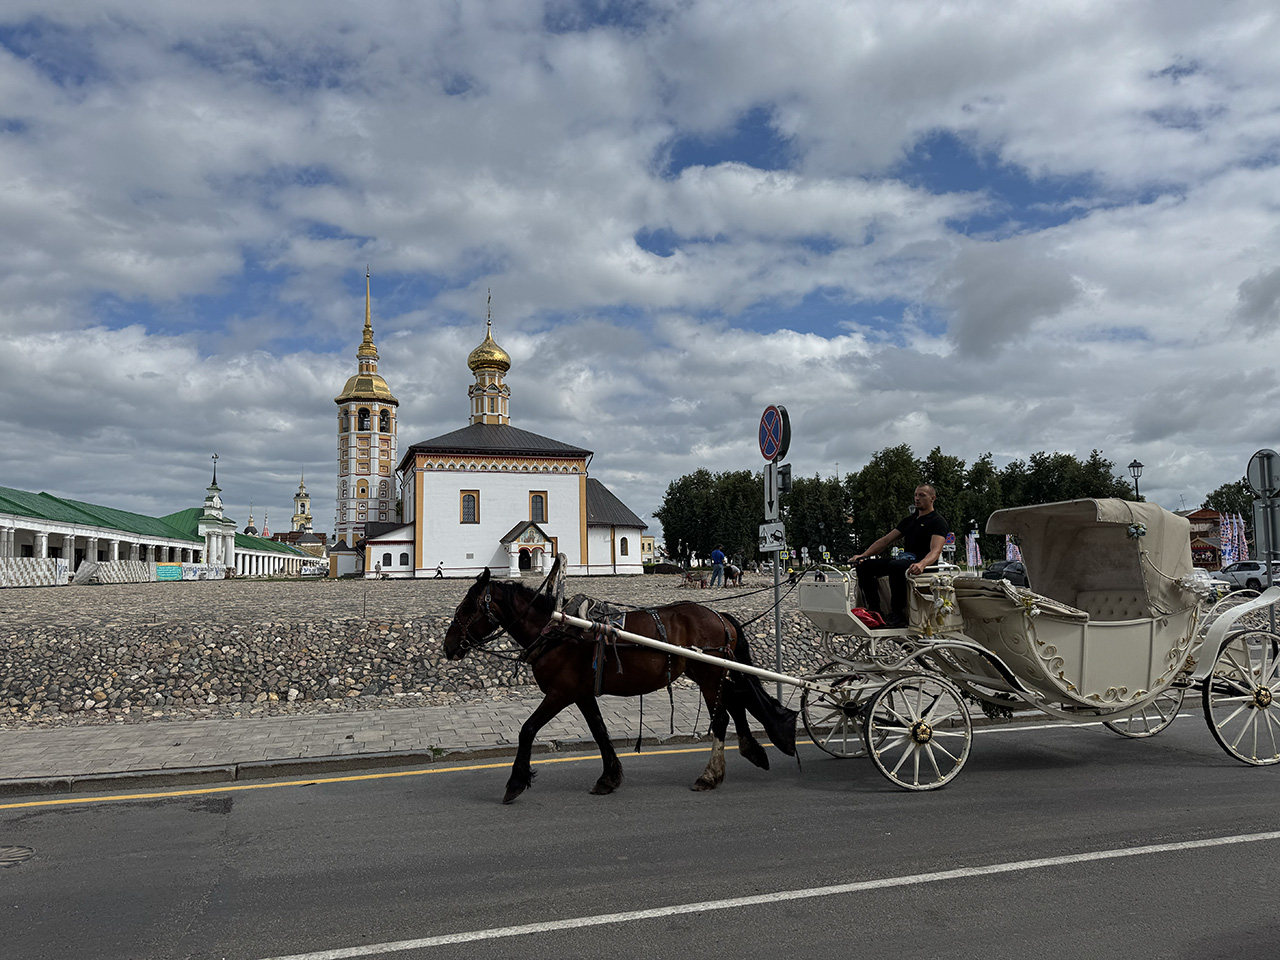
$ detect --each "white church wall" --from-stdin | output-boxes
[417,470,583,576]
[583,526,646,575]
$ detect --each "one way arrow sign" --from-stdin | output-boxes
[764,460,779,521]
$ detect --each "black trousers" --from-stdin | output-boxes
[856,556,915,616]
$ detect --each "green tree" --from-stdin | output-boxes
[782,474,851,562]
[654,468,762,567]
[653,468,715,566]
[848,444,922,554]
[711,470,764,565]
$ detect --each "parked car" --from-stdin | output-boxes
[982,559,1029,587]
[1217,560,1280,592]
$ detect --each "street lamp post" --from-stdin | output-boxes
[1128,459,1144,500]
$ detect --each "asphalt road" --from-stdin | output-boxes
[4,708,1280,960]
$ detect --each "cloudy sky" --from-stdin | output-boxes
[1,0,1277,535]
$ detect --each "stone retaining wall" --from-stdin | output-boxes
[1,611,830,724]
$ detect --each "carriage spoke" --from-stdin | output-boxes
[924,744,945,782]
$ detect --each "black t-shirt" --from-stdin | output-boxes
[895,510,949,560]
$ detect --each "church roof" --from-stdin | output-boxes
[399,423,591,469]
[500,520,553,544]
[362,522,413,542]
[334,372,398,404]
[585,478,647,529]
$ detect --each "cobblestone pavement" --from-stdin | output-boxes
[0,572,810,794]
[0,571,795,627]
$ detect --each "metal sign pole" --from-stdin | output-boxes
[773,472,783,702]
[1247,449,1278,633]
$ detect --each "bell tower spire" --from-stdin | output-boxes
[466,289,512,426]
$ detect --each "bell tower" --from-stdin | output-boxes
[292,473,313,533]
[466,292,512,426]
[334,269,399,547]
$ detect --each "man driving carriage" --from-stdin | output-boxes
[851,484,949,628]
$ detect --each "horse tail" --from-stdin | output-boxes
[719,612,798,757]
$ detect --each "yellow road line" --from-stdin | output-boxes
[0,746,717,811]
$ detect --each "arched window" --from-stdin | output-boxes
[379,409,391,432]
[399,552,409,566]
[340,415,348,433]
[357,481,369,498]
[382,553,392,567]
[358,408,371,431]
[379,480,388,497]
[620,537,629,556]
[461,491,479,523]
[530,493,546,523]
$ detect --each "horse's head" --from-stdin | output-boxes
[443,568,499,660]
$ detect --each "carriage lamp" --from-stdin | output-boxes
[1128,460,1144,499]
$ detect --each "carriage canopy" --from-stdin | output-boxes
[985,498,1194,618]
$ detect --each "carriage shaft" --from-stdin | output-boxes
[549,610,832,695]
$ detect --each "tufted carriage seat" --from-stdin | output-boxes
[1072,590,1151,622]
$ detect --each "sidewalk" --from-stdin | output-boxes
[0,687,716,797]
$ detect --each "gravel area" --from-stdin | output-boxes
[1,573,827,729]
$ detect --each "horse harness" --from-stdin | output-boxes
[461,583,740,702]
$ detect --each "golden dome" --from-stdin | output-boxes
[334,372,399,404]
[467,321,511,373]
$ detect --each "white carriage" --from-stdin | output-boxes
[544,498,1280,791]
[794,498,1280,789]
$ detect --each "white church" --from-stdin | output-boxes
[332,278,647,578]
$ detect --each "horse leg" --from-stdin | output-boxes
[576,697,624,795]
[692,694,730,791]
[505,693,572,805]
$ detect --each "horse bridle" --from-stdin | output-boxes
[455,581,548,654]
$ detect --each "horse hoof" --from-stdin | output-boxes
[691,776,719,792]
[589,781,615,795]
[502,784,527,804]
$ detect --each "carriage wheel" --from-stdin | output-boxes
[1203,630,1280,765]
[801,663,870,758]
[864,674,971,790]
[1104,685,1186,739]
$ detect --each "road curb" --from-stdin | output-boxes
[0,734,724,798]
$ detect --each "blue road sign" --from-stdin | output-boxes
[759,405,791,461]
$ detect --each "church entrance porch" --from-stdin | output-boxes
[501,521,555,579]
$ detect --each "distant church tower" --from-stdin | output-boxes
[292,473,313,532]
[334,270,399,547]
[467,292,512,425]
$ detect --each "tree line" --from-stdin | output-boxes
[654,445,1140,567]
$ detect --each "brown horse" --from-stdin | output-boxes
[443,568,797,803]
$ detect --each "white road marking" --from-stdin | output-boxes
[256,829,1280,960]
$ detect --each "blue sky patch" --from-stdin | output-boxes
[894,129,1095,236]
[171,35,357,91]
[662,105,795,178]
[0,18,106,89]
[543,0,659,35]
[729,288,917,338]
[635,227,678,258]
